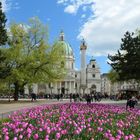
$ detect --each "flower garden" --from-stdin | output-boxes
[1,103,140,140]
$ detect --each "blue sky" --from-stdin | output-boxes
[1,0,140,74]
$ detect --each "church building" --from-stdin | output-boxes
[27,31,101,95]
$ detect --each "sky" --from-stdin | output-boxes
[1,0,140,74]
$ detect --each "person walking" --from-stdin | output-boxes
[70,93,72,102]
[126,96,138,110]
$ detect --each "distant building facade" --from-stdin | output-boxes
[101,73,140,97]
[101,73,111,96]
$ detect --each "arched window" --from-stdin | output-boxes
[90,84,96,94]
[72,62,74,69]
[92,64,95,68]
[91,84,96,89]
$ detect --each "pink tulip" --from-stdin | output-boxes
[56,132,61,139]
[124,136,129,140]
[19,135,23,139]
[5,135,9,140]
[34,133,39,140]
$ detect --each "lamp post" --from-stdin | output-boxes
[8,81,11,102]
[58,88,60,98]
[57,88,60,101]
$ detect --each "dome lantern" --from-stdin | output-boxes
[59,30,65,41]
[53,31,74,58]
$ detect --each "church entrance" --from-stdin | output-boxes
[90,84,96,94]
[61,87,65,94]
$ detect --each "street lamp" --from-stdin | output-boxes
[9,83,15,102]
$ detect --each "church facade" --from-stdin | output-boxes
[27,31,101,95]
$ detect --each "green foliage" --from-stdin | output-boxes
[107,69,119,83]
[0,2,8,80]
[0,2,7,46]
[108,31,140,81]
[0,17,66,100]
[0,118,10,137]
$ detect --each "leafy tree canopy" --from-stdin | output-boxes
[0,17,66,101]
[0,2,7,45]
[108,31,140,82]
[107,69,119,84]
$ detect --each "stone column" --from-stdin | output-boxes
[24,85,29,95]
[59,82,61,94]
[65,81,67,89]
[71,81,74,93]
[80,40,87,93]
[33,84,38,95]
[65,81,67,94]
[54,82,57,94]
[69,81,71,93]
[73,82,75,93]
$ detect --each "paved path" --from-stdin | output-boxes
[95,100,140,109]
[0,99,140,118]
[0,99,69,118]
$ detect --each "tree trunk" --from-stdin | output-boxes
[14,82,19,101]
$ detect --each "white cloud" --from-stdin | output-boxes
[58,0,93,14]
[82,6,87,12]
[78,0,140,56]
[81,14,86,18]
[57,0,68,4]
[57,0,140,56]
[0,0,20,12]
[0,0,11,12]
[64,5,77,14]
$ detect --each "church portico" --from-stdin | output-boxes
[47,81,76,95]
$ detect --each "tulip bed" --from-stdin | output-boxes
[1,103,140,140]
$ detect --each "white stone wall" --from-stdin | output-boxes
[101,74,111,95]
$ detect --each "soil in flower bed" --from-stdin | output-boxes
[1,103,140,140]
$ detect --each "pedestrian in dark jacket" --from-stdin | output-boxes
[126,96,138,110]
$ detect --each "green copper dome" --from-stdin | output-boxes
[54,31,74,57]
[55,40,73,56]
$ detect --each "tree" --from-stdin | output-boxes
[107,69,119,84]
[0,17,66,101]
[0,1,9,79]
[108,31,140,81]
[0,1,7,45]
